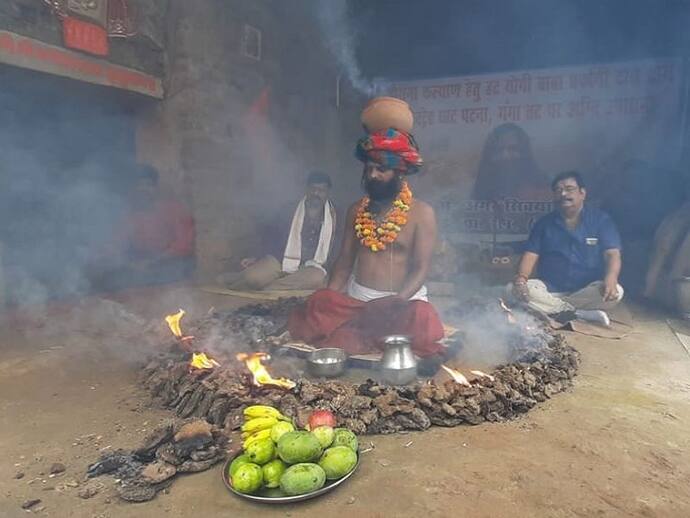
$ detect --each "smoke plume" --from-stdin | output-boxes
[315,0,375,96]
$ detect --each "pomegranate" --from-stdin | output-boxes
[307,409,336,430]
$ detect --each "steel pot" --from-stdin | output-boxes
[379,335,417,385]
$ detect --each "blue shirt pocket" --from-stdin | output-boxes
[583,237,601,267]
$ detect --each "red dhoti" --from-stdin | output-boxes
[288,288,445,357]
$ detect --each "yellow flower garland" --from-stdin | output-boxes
[354,181,413,252]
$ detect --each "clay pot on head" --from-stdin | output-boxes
[361,97,414,134]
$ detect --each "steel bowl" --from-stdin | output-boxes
[222,450,360,504]
[307,348,348,378]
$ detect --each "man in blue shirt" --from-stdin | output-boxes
[509,171,624,326]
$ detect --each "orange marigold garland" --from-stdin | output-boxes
[354,181,413,252]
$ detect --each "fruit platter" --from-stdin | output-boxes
[222,406,361,503]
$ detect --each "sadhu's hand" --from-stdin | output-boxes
[360,295,408,333]
[602,276,620,302]
[365,295,407,317]
[366,295,407,311]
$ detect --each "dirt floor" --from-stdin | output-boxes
[2,285,690,518]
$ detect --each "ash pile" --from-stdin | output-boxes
[141,297,580,435]
[86,419,227,502]
[190,297,302,346]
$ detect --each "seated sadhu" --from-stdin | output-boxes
[289,98,445,359]
[508,171,624,326]
[89,164,195,292]
[216,171,337,291]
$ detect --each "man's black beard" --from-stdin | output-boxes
[364,175,402,206]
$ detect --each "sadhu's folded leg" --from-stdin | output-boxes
[288,288,365,343]
[330,298,445,357]
[399,301,445,357]
[289,290,445,357]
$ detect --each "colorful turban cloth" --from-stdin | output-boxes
[355,128,423,175]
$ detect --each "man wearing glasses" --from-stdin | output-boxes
[509,171,624,326]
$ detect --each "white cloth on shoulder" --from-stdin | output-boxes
[347,277,428,302]
[282,197,336,274]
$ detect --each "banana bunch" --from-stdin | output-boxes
[242,428,272,449]
[243,405,286,421]
[241,405,287,449]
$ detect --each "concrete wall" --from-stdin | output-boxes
[138,0,363,280]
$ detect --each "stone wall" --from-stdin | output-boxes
[138,0,363,280]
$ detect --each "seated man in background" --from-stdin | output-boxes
[509,171,624,326]
[90,165,195,292]
[217,171,337,291]
[643,195,690,312]
[289,119,445,361]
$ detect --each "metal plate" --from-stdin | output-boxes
[221,451,360,504]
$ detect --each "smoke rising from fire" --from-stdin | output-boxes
[315,0,375,96]
[0,78,133,310]
[444,292,551,369]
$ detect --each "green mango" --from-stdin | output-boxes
[318,446,357,479]
[245,438,275,465]
[228,454,251,477]
[279,463,326,496]
[262,459,287,489]
[231,463,263,494]
[277,431,323,464]
[332,428,358,452]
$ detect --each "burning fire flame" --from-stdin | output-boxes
[236,352,296,389]
[190,352,220,370]
[470,370,495,382]
[165,309,185,337]
[165,309,211,369]
[440,364,471,386]
[498,298,517,324]
[165,308,195,345]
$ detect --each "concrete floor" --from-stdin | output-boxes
[1,286,690,517]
